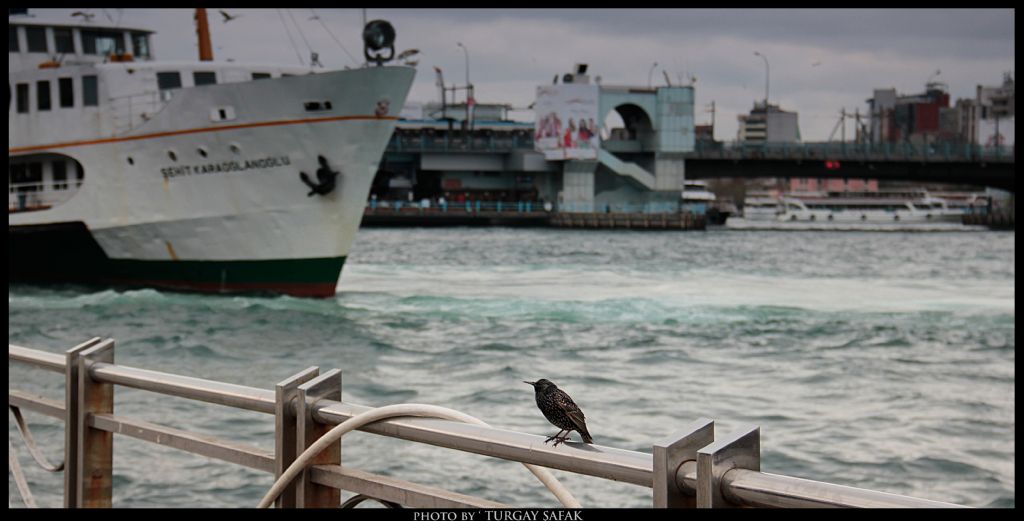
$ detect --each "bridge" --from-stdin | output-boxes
[384,129,1015,194]
[684,142,1015,192]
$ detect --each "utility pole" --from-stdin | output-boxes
[841,108,846,143]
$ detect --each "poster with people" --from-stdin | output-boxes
[534,84,600,160]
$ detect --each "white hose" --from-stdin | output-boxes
[257,403,581,508]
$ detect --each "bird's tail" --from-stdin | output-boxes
[579,428,593,444]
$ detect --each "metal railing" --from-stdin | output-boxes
[365,200,684,215]
[385,128,1013,164]
[387,132,534,153]
[9,341,969,508]
[691,141,1015,162]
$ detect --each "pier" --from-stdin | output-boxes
[10,340,967,508]
[362,201,706,230]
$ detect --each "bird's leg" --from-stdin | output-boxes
[545,430,567,444]
[551,434,571,446]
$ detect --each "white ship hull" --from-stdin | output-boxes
[10,67,415,297]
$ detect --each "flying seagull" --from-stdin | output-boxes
[219,10,240,23]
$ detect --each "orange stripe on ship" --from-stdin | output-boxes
[9,114,399,154]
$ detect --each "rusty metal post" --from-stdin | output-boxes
[295,369,342,507]
[63,337,103,508]
[697,425,760,508]
[76,339,115,507]
[275,366,320,508]
[653,418,714,508]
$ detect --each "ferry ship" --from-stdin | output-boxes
[729,189,968,229]
[9,9,414,297]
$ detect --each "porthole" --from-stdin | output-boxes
[127,156,134,165]
[809,215,816,221]
[168,150,177,161]
[894,215,900,221]
[229,142,241,154]
[197,146,208,158]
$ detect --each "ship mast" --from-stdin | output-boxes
[195,8,214,61]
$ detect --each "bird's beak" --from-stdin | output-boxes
[523,381,535,386]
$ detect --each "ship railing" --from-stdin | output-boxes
[8,181,80,212]
[9,341,969,508]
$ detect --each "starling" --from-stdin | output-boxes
[524,379,593,446]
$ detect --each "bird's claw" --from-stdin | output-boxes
[545,435,569,446]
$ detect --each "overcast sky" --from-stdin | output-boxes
[29,8,1016,141]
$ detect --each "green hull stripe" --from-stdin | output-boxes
[106,256,347,285]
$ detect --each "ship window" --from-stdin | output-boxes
[54,28,74,54]
[131,32,150,58]
[193,71,216,86]
[53,160,68,190]
[156,71,183,90]
[16,83,29,113]
[82,29,125,55]
[25,26,47,53]
[59,77,73,107]
[27,162,43,191]
[37,80,51,111]
[252,72,271,80]
[82,75,98,106]
[157,71,182,90]
[9,26,18,52]
[10,164,27,192]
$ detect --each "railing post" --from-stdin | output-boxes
[76,339,116,507]
[295,369,342,507]
[697,425,759,508]
[275,366,320,508]
[63,337,103,508]
[653,418,714,508]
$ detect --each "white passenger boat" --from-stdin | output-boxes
[9,9,414,297]
[729,190,971,230]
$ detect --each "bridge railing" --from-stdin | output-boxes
[9,341,969,508]
[692,141,1015,162]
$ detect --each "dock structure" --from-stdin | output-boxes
[962,209,1015,229]
[361,202,705,230]
[10,340,968,508]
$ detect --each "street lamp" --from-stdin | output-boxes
[456,42,470,90]
[648,61,658,88]
[753,51,769,106]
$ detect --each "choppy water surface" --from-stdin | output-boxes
[8,228,1014,507]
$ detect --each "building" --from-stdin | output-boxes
[736,101,800,144]
[866,82,950,146]
[975,72,1014,148]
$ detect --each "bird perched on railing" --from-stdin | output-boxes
[525,379,593,446]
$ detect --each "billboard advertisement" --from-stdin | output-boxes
[534,84,600,160]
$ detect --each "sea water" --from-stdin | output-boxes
[8,228,1015,507]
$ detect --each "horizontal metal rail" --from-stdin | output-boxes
[9,344,971,508]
